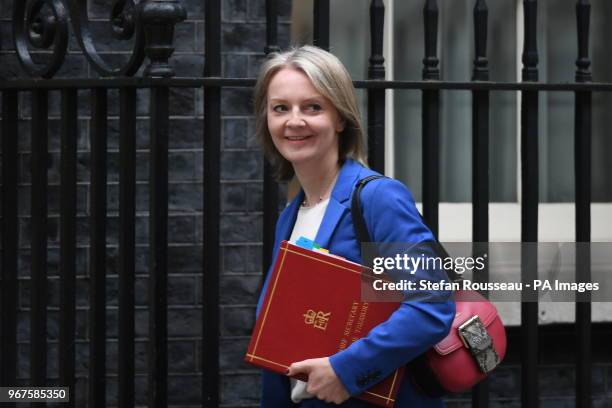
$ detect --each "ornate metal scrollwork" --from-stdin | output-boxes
[13,0,69,78]
[111,0,137,40]
[67,0,146,77]
[12,0,187,78]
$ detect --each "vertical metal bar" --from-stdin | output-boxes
[262,162,277,275]
[1,90,19,406]
[422,0,440,236]
[472,0,489,84]
[471,1,489,407]
[367,0,386,173]
[575,2,592,407]
[30,89,48,396]
[520,1,539,407]
[313,0,330,50]
[203,0,221,406]
[422,0,440,82]
[58,88,77,408]
[265,0,280,55]
[148,86,169,408]
[263,0,280,275]
[118,88,136,408]
[89,88,107,408]
[575,92,592,408]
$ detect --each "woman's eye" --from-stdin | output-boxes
[306,104,322,112]
[272,105,287,112]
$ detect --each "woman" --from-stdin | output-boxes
[254,45,455,407]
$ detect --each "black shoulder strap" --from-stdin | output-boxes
[350,175,386,244]
[351,175,461,282]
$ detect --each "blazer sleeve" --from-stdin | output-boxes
[256,208,296,407]
[328,178,456,396]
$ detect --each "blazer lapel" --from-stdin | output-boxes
[314,159,364,249]
[314,198,347,249]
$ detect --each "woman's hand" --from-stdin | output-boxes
[287,357,350,404]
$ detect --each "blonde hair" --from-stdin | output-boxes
[253,45,367,180]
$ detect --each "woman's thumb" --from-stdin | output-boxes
[287,360,310,377]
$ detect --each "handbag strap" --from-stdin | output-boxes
[350,175,450,396]
[350,175,462,282]
[350,175,384,244]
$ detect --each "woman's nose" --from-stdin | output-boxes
[286,109,305,127]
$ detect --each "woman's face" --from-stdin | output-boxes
[266,67,344,169]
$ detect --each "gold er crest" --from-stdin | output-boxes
[303,310,331,331]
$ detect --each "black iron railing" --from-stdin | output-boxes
[0,0,606,407]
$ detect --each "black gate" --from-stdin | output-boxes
[0,0,609,407]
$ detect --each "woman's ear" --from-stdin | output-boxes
[336,118,346,133]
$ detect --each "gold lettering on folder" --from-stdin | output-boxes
[304,310,331,331]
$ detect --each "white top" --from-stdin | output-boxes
[288,198,330,402]
[288,198,330,243]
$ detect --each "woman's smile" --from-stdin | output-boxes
[285,134,312,141]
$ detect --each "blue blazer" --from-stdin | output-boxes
[256,159,455,407]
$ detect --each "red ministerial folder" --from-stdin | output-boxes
[245,241,404,407]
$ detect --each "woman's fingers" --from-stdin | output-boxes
[287,359,313,377]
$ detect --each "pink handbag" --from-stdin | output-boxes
[423,289,507,393]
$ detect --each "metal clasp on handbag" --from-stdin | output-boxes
[458,315,501,373]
